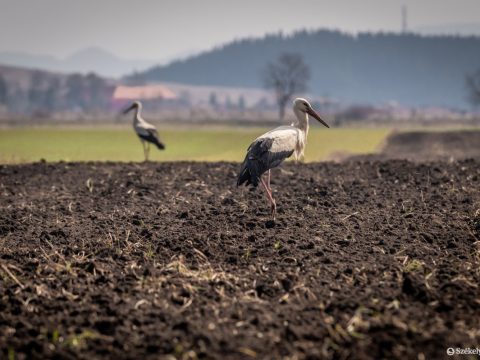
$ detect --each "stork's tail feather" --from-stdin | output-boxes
[237,157,260,187]
[155,141,165,150]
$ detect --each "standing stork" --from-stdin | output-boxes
[237,98,329,219]
[123,101,165,161]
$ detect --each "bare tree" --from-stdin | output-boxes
[44,78,61,112]
[85,72,109,111]
[28,70,47,111]
[263,53,310,120]
[466,70,480,107]
[66,74,87,110]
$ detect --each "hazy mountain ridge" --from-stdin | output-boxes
[0,47,156,78]
[136,30,480,108]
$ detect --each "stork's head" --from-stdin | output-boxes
[122,101,142,114]
[293,98,329,128]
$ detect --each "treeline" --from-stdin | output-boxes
[134,29,480,108]
[0,68,113,116]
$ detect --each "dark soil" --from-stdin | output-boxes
[0,160,479,359]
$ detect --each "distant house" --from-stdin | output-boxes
[111,84,177,110]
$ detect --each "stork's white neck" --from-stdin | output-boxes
[293,107,309,136]
[133,106,142,124]
[290,106,309,160]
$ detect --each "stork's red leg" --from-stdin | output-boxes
[267,169,272,191]
[146,143,150,162]
[266,170,276,218]
[260,175,276,220]
[142,141,147,162]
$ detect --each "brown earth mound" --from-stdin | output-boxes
[348,130,480,162]
[0,160,479,359]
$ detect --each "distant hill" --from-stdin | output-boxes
[0,47,156,78]
[136,30,480,108]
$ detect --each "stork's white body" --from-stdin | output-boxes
[131,105,157,138]
[255,119,308,162]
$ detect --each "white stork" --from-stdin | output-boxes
[237,98,329,219]
[123,101,165,161]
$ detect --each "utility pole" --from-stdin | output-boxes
[402,5,408,33]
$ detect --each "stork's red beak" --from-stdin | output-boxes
[307,108,330,128]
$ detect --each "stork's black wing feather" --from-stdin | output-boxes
[237,138,293,187]
[138,128,165,150]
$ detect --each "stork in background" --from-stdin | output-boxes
[123,101,165,161]
[237,98,329,219]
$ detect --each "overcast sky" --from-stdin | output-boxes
[1,0,480,61]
